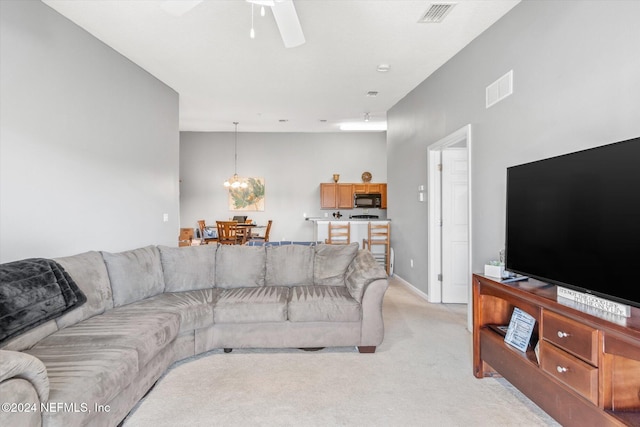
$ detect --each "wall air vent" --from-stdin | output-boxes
[486,70,513,109]
[418,3,456,23]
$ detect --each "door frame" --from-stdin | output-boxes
[427,125,472,308]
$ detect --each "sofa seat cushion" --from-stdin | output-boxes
[32,310,179,369]
[215,286,289,323]
[25,346,138,427]
[288,285,361,322]
[122,289,219,332]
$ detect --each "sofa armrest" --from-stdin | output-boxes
[345,250,387,303]
[345,250,389,349]
[359,278,389,347]
[0,350,49,402]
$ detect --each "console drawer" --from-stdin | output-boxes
[540,341,598,404]
[543,310,599,365]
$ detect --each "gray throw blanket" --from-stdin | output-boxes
[0,258,86,343]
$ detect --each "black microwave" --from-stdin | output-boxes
[354,193,381,208]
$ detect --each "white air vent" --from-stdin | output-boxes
[486,70,513,109]
[419,3,456,23]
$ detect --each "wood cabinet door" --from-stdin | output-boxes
[337,184,354,209]
[353,184,367,194]
[380,183,387,209]
[367,183,382,193]
[320,183,337,209]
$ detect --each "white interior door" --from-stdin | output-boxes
[441,148,469,303]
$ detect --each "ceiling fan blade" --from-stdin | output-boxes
[271,0,305,48]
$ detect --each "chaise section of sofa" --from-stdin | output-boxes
[1,242,388,427]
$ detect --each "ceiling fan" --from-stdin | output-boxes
[160,0,305,48]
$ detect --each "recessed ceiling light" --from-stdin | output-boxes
[340,122,387,131]
[367,91,379,97]
[376,64,390,72]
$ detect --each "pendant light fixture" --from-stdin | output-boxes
[223,122,248,189]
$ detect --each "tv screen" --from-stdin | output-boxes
[505,137,640,309]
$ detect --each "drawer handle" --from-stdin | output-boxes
[556,366,569,373]
[557,330,570,338]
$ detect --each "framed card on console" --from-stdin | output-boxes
[504,307,536,352]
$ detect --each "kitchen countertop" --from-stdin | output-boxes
[306,218,390,222]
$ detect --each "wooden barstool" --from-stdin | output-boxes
[325,222,350,245]
[362,222,391,275]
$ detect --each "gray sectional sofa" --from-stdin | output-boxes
[0,242,388,427]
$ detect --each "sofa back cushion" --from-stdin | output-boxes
[158,245,216,292]
[102,246,165,307]
[313,243,359,287]
[265,245,314,287]
[215,245,265,289]
[54,251,114,329]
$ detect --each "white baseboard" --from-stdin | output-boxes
[392,274,430,302]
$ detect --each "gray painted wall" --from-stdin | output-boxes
[0,1,180,262]
[387,0,640,295]
[180,131,387,242]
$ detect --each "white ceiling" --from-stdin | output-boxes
[42,0,520,132]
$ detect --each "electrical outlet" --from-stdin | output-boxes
[163,213,169,222]
[410,259,414,268]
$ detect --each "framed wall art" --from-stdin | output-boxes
[228,177,265,211]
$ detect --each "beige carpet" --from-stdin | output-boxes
[123,278,559,426]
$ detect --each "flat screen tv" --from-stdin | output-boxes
[505,137,640,309]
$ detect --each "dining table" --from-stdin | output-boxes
[234,223,265,244]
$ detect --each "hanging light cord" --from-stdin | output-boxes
[250,4,255,39]
[233,121,239,174]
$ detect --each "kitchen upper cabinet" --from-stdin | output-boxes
[353,183,387,208]
[321,182,387,209]
[320,183,353,209]
[353,183,383,194]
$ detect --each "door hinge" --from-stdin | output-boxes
[439,219,443,227]
[437,274,443,281]
[438,163,443,172]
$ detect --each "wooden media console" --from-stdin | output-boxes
[473,274,640,426]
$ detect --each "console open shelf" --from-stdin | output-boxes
[473,274,640,427]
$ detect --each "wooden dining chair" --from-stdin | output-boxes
[216,221,241,245]
[362,222,391,275]
[325,222,350,245]
[197,219,218,244]
[248,220,272,243]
